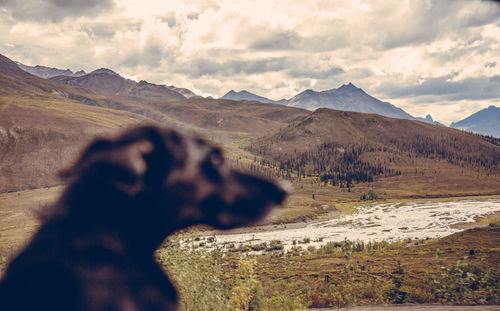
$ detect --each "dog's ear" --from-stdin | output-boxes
[60,138,155,193]
[114,139,155,177]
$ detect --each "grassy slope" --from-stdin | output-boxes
[0,54,152,191]
[0,187,62,257]
[247,108,500,198]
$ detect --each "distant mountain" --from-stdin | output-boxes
[50,70,186,100]
[89,68,119,76]
[17,62,199,100]
[287,83,415,120]
[221,90,287,105]
[415,114,444,126]
[221,85,450,125]
[15,62,86,78]
[167,85,201,99]
[450,105,500,137]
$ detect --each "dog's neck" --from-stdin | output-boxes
[49,181,177,255]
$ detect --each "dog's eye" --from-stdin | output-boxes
[167,131,182,146]
[195,138,206,145]
[210,150,224,166]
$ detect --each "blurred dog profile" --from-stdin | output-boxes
[0,125,287,311]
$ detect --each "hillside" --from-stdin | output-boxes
[247,108,500,197]
[6,54,309,134]
[2,51,499,199]
[450,105,500,138]
[0,53,312,192]
[0,54,150,192]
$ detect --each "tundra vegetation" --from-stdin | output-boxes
[153,224,500,310]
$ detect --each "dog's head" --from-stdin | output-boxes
[60,125,287,234]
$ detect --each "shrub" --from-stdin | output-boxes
[360,189,380,201]
[263,291,305,311]
[388,260,408,304]
[229,258,265,311]
[316,241,344,255]
[299,237,311,244]
[432,252,500,304]
[267,240,284,251]
[157,232,302,310]
[251,242,268,251]
[157,233,229,311]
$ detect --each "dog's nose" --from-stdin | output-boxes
[278,180,293,195]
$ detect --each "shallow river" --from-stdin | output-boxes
[214,199,500,250]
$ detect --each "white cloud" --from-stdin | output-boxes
[0,0,499,123]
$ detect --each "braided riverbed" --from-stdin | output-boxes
[214,199,500,251]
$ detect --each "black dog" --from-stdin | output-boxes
[0,125,286,311]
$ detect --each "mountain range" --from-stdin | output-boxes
[1,52,499,197]
[222,84,442,125]
[16,61,496,136]
[50,71,186,100]
[16,62,200,100]
[221,86,500,135]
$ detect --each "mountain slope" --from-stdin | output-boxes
[248,108,500,197]
[4,55,310,135]
[166,85,200,98]
[0,54,149,192]
[450,105,500,137]
[287,83,415,120]
[221,84,445,125]
[15,62,86,78]
[17,62,198,100]
[148,97,309,136]
[221,90,287,104]
[1,53,313,192]
[49,70,186,100]
[4,51,498,198]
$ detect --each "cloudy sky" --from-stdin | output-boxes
[1,0,499,124]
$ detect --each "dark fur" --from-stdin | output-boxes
[0,125,286,311]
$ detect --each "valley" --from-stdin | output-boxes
[1,50,499,239]
[1,52,499,308]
